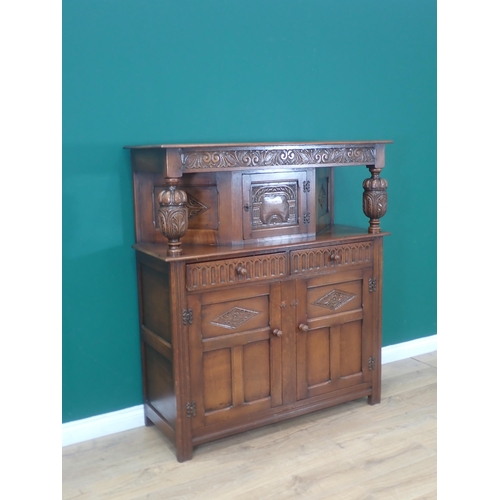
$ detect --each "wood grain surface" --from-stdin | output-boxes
[63,352,436,499]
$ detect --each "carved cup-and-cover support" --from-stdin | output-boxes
[157,180,188,256]
[363,167,388,234]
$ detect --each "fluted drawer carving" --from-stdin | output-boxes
[186,253,287,291]
[290,242,373,274]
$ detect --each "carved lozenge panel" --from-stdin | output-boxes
[210,307,260,330]
[313,289,357,311]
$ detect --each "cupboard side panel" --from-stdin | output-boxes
[137,259,176,432]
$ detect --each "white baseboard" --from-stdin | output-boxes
[62,405,144,447]
[381,334,437,365]
[62,334,437,447]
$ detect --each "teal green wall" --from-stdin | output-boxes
[63,0,436,423]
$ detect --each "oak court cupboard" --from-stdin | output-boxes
[125,140,391,462]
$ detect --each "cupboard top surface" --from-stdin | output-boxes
[124,140,392,150]
[133,224,388,263]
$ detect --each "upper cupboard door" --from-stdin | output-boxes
[242,171,315,240]
[188,283,283,430]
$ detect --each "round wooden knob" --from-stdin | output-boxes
[272,329,283,337]
[236,266,247,276]
[298,324,309,332]
[330,253,341,262]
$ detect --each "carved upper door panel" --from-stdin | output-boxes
[242,171,315,240]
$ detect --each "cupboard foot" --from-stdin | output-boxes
[176,445,193,463]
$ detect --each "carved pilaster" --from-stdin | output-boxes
[158,180,188,256]
[363,167,388,234]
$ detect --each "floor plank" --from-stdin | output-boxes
[62,352,437,499]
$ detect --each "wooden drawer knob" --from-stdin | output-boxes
[272,329,283,337]
[330,253,341,262]
[236,266,248,276]
[298,324,309,332]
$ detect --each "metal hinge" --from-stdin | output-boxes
[152,190,157,228]
[368,357,376,371]
[303,212,310,224]
[182,309,193,325]
[368,278,377,292]
[303,180,311,193]
[186,402,197,417]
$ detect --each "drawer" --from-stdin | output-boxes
[186,253,287,291]
[290,241,373,275]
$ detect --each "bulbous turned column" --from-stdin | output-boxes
[158,179,188,256]
[362,167,388,234]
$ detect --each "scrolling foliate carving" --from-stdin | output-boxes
[182,147,376,170]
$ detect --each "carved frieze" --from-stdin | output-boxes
[182,147,376,170]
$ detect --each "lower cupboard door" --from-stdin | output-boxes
[187,283,282,429]
[296,268,373,400]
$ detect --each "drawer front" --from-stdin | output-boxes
[290,241,373,275]
[186,253,287,291]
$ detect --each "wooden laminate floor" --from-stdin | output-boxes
[62,352,437,499]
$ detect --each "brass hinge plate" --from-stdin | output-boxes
[368,356,376,371]
[186,402,197,417]
[183,309,193,325]
[368,278,377,292]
